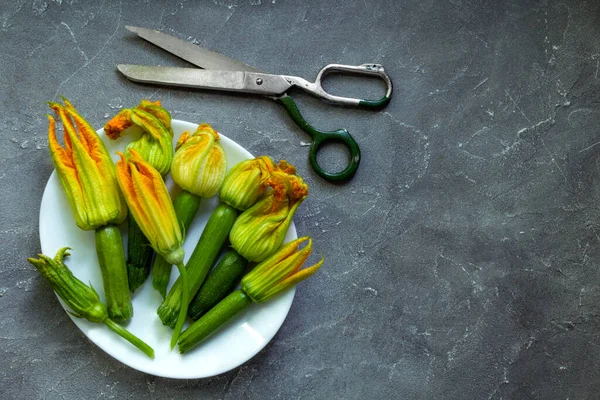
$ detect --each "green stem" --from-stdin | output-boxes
[103,318,154,358]
[157,204,238,328]
[152,190,202,298]
[178,289,252,354]
[95,225,133,321]
[170,262,189,349]
[126,214,154,293]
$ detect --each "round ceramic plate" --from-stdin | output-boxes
[39,119,296,378]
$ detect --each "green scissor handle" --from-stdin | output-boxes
[273,63,392,181]
[276,95,361,181]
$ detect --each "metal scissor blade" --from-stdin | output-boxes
[125,26,263,73]
[117,64,292,95]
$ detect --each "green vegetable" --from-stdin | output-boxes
[104,100,177,294]
[126,215,154,293]
[178,289,252,353]
[188,249,248,321]
[115,149,188,349]
[157,203,238,328]
[28,248,154,358]
[47,99,131,322]
[95,225,133,321]
[152,189,202,298]
[177,237,323,354]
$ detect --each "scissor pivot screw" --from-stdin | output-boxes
[256,78,263,85]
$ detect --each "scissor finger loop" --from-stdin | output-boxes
[283,63,393,109]
[309,128,361,181]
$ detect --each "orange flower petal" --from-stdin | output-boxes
[104,109,133,140]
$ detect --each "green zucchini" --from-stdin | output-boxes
[157,203,238,328]
[178,289,252,354]
[95,224,133,321]
[126,214,154,293]
[188,249,248,321]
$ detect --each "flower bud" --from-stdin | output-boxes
[230,171,309,262]
[104,99,172,139]
[28,247,156,358]
[219,156,278,210]
[28,248,108,323]
[241,237,323,302]
[48,99,127,230]
[116,150,184,265]
[171,124,227,198]
[104,100,173,176]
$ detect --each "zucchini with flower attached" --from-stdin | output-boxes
[28,248,154,358]
[183,157,282,321]
[152,124,227,298]
[104,100,174,293]
[178,237,323,353]
[115,150,189,348]
[47,99,131,321]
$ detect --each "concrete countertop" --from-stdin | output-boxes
[2,1,600,398]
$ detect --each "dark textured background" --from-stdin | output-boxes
[2,0,600,399]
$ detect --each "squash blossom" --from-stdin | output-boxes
[241,237,323,302]
[104,99,173,175]
[115,150,184,265]
[171,123,227,198]
[229,170,309,262]
[48,99,127,230]
[105,100,174,293]
[219,156,279,210]
[177,236,323,354]
[28,248,154,358]
[115,149,189,348]
[105,99,173,138]
[48,98,131,321]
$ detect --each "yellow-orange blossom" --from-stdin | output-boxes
[171,123,227,198]
[115,149,184,265]
[48,99,127,230]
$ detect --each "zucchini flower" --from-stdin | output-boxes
[171,123,227,198]
[104,99,173,175]
[241,236,323,303]
[229,171,309,262]
[219,156,280,210]
[105,99,173,138]
[48,98,131,321]
[48,99,127,230]
[241,237,323,302]
[28,248,154,358]
[115,150,184,265]
[177,236,323,354]
[115,149,189,348]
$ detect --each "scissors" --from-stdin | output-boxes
[117,26,393,181]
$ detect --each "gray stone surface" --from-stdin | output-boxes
[2,0,600,398]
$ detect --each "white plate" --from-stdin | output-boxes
[39,119,296,378]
